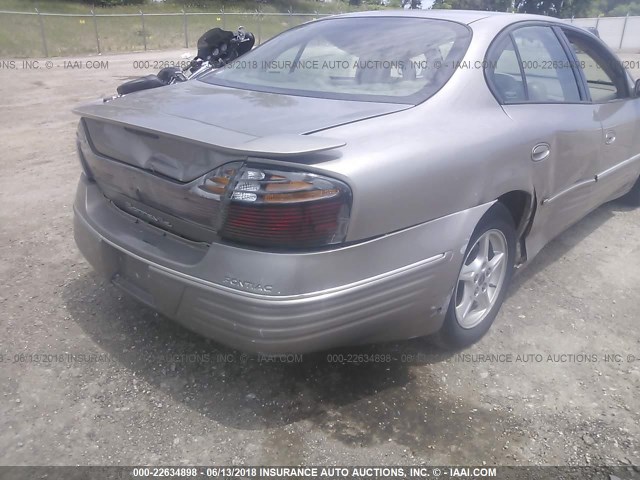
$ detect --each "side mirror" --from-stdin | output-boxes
[635,79,640,97]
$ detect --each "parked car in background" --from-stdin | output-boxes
[73,11,640,353]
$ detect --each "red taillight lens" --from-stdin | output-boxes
[222,200,345,248]
[218,165,351,248]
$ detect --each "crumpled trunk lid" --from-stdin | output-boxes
[76,81,409,181]
[75,81,409,242]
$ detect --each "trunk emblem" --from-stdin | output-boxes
[123,202,173,230]
[223,276,273,293]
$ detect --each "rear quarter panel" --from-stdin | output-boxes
[308,43,536,243]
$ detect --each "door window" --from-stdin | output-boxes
[488,25,581,104]
[563,29,630,102]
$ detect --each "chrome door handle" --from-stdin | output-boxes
[605,130,616,145]
[531,143,550,162]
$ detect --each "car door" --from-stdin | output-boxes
[486,23,603,259]
[560,26,640,206]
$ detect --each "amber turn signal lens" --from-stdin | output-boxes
[209,176,230,185]
[195,163,243,198]
[264,189,339,203]
[201,183,226,195]
[264,180,313,193]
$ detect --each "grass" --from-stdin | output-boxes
[0,0,383,14]
[0,0,392,57]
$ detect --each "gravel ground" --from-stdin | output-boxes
[0,49,639,469]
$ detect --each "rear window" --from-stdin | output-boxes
[201,17,472,104]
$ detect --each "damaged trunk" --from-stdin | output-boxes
[75,81,408,243]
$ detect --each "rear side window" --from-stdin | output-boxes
[487,25,581,104]
[492,35,526,103]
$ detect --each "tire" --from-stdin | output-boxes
[437,203,517,349]
[621,176,640,206]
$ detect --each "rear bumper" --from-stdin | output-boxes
[73,175,493,353]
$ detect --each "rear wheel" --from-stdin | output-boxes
[621,176,640,206]
[438,204,516,348]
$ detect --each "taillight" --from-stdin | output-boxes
[194,162,242,200]
[214,165,351,249]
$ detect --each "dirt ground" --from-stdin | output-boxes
[0,48,639,468]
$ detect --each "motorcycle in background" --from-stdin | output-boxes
[112,26,255,97]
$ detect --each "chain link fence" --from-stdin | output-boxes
[0,9,333,58]
[1,9,639,58]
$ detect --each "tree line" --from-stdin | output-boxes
[429,0,639,17]
[69,0,640,17]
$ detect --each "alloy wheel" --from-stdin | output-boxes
[454,229,509,329]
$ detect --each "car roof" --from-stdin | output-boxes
[333,9,563,26]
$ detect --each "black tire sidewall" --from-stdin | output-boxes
[622,176,640,206]
[440,203,517,349]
